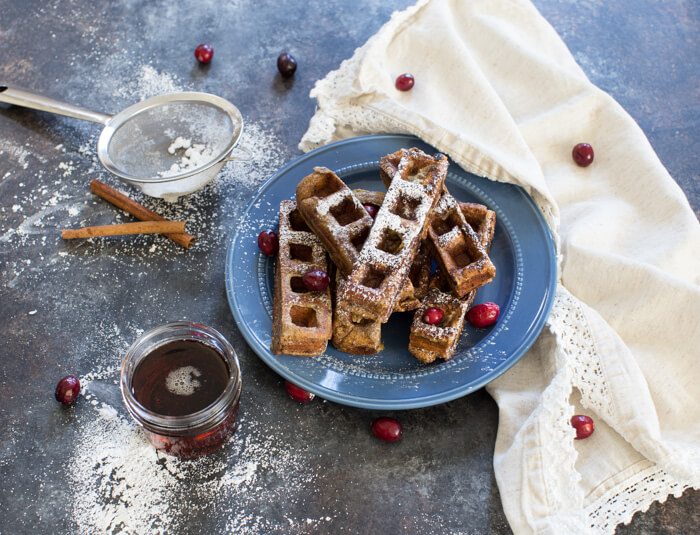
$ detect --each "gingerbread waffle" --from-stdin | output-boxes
[332,270,383,355]
[408,204,496,363]
[378,149,405,189]
[408,271,476,364]
[459,201,496,252]
[271,200,332,356]
[296,167,374,276]
[353,189,430,313]
[338,149,448,323]
[427,193,496,298]
[380,148,450,194]
[393,244,431,312]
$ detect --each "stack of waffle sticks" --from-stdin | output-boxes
[271,147,496,363]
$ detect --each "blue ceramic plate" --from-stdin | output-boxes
[225,135,556,409]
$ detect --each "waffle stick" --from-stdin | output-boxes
[393,243,431,312]
[296,168,375,276]
[381,149,496,298]
[353,189,430,313]
[459,201,496,252]
[408,202,496,363]
[271,201,332,356]
[332,270,384,355]
[380,148,449,195]
[338,149,448,323]
[408,272,476,364]
[426,193,496,297]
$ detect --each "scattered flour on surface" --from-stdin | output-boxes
[72,366,319,535]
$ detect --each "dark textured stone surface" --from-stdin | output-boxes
[0,0,697,534]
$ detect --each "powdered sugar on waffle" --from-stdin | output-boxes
[339,150,447,320]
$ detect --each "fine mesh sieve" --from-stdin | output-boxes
[0,86,245,200]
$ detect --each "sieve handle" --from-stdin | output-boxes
[0,85,112,125]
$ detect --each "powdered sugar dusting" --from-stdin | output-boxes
[72,365,320,535]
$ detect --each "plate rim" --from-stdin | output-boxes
[224,134,557,409]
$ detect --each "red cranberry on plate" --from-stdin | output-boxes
[302,269,330,292]
[395,73,415,91]
[285,381,315,402]
[572,143,594,167]
[194,43,214,64]
[467,302,500,328]
[277,52,297,78]
[423,307,444,325]
[363,204,378,218]
[371,417,403,442]
[55,375,80,406]
[258,230,278,257]
[571,415,595,439]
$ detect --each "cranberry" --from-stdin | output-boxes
[572,143,594,167]
[395,73,415,91]
[423,307,444,325]
[302,269,330,291]
[467,302,500,328]
[55,375,80,406]
[571,415,595,439]
[277,52,297,78]
[194,43,214,64]
[371,417,403,442]
[285,381,315,402]
[363,204,378,218]
[257,230,278,257]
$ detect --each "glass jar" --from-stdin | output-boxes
[120,322,242,459]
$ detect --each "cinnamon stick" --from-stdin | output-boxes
[61,221,186,239]
[89,180,195,248]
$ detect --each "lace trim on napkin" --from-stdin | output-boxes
[546,286,690,533]
[586,464,689,534]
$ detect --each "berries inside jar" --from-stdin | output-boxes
[258,230,278,257]
[302,270,330,292]
[572,143,594,167]
[194,43,214,64]
[571,415,595,439]
[55,375,80,406]
[395,73,415,91]
[371,417,403,442]
[277,52,297,78]
[467,302,500,328]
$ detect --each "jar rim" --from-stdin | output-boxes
[120,321,242,435]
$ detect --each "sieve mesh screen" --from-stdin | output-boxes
[107,101,239,180]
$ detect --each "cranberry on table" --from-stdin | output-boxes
[371,417,403,442]
[55,375,80,406]
[423,307,444,325]
[395,73,415,91]
[467,302,500,328]
[571,415,595,439]
[572,143,594,167]
[285,381,315,402]
[277,52,297,78]
[257,230,278,257]
[363,204,378,218]
[302,269,330,292]
[194,43,214,64]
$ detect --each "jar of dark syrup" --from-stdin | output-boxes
[120,322,242,459]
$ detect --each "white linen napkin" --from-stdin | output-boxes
[299,0,700,533]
